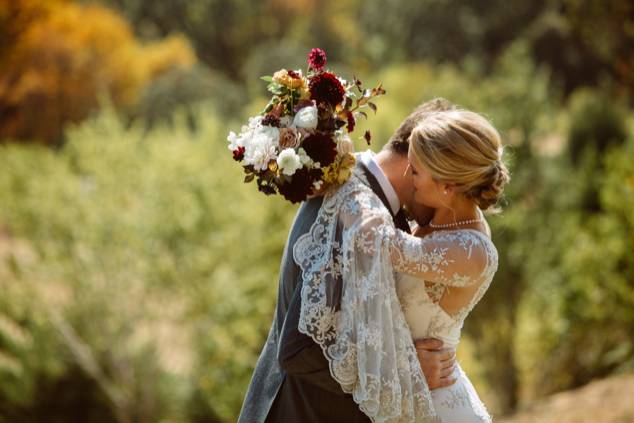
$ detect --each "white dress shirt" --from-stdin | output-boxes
[359,149,400,215]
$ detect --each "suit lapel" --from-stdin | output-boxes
[356,161,411,234]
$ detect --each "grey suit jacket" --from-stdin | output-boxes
[237,160,410,423]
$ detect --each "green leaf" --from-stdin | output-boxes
[356,111,368,120]
[260,76,273,82]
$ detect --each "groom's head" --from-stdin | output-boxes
[375,97,456,210]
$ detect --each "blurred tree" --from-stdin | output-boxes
[566,89,628,211]
[515,133,634,402]
[357,0,546,67]
[0,104,298,422]
[568,89,628,165]
[529,0,634,99]
[129,64,245,131]
[94,0,360,79]
[0,0,196,146]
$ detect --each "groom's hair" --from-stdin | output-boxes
[383,97,456,156]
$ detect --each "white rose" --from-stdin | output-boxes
[244,126,279,171]
[298,148,316,168]
[227,131,243,151]
[227,115,264,151]
[248,115,263,128]
[257,124,280,145]
[277,148,303,176]
[292,106,318,129]
[336,132,354,155]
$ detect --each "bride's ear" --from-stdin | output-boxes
[442,183,456,195]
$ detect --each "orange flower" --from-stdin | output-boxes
[273,69,306,90]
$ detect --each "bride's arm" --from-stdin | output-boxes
[355,213,490,287]
[389,227,490,287]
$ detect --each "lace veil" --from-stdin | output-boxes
[293,173,440,422]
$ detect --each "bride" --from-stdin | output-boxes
[294,108,510,422]
[393,109,510,422]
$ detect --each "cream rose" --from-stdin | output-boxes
[277,148,303,176]
[293,105,318,129]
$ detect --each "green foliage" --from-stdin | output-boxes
[567,88,628,164]
[0,105,297,421]
[513,127,634,402]
[130,65,246,130]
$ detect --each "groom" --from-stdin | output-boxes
[238,98,457,423]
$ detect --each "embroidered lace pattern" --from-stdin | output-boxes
[293,171,498,422]
[293,173,440,422]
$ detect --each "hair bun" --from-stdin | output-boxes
[471,160,510,211]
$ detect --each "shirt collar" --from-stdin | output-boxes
[359,149,400,215]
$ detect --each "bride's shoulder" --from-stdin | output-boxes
[424,227,497,256]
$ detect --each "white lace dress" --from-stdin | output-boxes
[394,228,498,423]
[293,171,498,422]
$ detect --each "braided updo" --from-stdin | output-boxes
[409,109,511,214]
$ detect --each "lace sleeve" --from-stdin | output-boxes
[387,228,492,287]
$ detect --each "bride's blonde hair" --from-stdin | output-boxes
[409,109,510,214]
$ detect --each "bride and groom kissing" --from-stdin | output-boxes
[238,98,510,422]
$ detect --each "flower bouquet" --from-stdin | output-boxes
[227,48,385,203]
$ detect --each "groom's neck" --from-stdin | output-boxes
[374,149,409,207]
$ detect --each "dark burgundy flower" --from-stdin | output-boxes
[309,72,345,107]
[257,176,277,195]
[345,110,355,132]
[277,168,317,203]
[293,99,315,113]
[287,70,301,79]
[307,48,327,72]
[261,114,280,127]
[233,146,246,161]
[301,133,337,167]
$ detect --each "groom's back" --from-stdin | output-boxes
[238,190,372,423]
[236,196,322,422]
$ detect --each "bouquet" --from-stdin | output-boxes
[227,48,385,203]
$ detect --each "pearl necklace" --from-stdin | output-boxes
[428,217,483,229]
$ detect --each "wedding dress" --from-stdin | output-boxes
[293,170,498,422]
[394,226,497,422]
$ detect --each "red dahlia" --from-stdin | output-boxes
[345,110,355,132]
[301,133,337,167]
[233,146,246,161]
[309,72,345,107]
[261,114,281,127]
[278,168,319,204]
[307,48,327,72]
